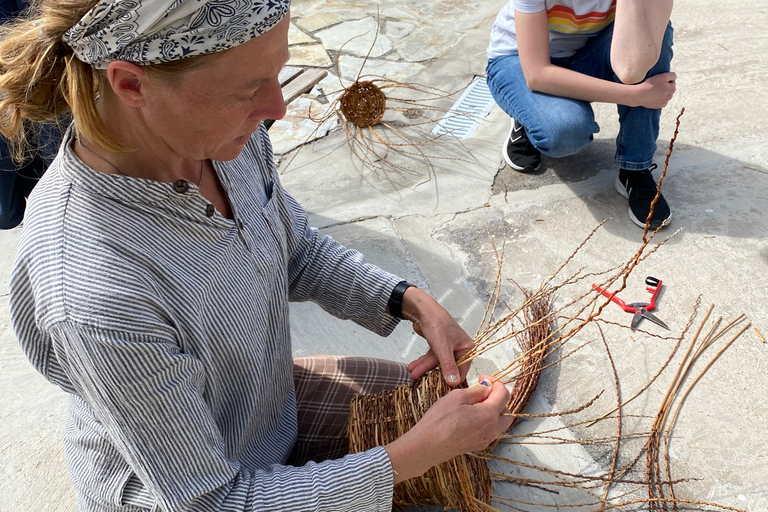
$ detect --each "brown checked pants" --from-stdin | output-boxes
[288,355,411,466]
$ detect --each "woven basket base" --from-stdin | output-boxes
[339,80,387,127]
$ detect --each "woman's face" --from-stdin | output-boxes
[139,15,291,162]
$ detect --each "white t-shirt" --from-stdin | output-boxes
[487,0,617,59]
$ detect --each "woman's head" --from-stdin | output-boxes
[0,0,290,160]
[106,14,291,163]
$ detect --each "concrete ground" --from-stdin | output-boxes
[2,0,766,511]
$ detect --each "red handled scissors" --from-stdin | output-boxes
[592,276,670,331]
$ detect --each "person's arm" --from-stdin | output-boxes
[515,9,676,109]
[243,127,400,338]
[254,129,471,387]
[284,206,402,334]
[610,0,674,84]
[51,322,397,512]
[285,212,475,387]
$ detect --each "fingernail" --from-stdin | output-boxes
[449,374,458,382]
[480,379,491,387]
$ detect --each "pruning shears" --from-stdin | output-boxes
[592,276,670,331]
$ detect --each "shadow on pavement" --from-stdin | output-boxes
[492,140,768,242]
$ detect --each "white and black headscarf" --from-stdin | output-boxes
[63,0,290,69]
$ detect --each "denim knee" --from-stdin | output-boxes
[531,121,595,158]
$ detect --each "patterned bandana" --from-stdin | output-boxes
[63,0,291,69]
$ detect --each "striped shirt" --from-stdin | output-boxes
[9,124,402,512]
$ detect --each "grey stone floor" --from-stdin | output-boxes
[2,0,767,511]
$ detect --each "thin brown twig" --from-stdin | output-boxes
[643,108,684,243]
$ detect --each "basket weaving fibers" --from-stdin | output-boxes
[349,370,493,511]
[339,80,387,127]
[348,293,551,511]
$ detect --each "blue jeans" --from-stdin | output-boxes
[486,22,674,170]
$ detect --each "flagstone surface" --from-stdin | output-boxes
[2,1,767,511]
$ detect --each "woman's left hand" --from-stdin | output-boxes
[399,287,475,387]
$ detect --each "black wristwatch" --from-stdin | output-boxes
[388,281,415,319]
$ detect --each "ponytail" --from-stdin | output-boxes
[0,0,126,163]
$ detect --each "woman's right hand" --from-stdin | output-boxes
[383,375,513,483]
[633,72,677,109]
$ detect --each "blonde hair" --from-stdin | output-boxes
[0,0,212,163]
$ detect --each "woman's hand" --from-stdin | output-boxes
[384,375,513,483]
[399,287,475,387]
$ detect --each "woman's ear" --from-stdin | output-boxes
[105,61,147,107]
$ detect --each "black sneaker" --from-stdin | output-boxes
[502,118,541,172]
[614,164,672,230]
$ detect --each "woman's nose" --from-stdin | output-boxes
[262,78,287,122]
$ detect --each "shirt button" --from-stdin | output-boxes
[173,180,189,194]
[205,204,215,217]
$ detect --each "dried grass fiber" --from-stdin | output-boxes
[348,293,551,512]
[349,370,493,511]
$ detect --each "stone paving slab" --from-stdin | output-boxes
[2,0,767,511]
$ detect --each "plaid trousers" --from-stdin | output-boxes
[288,355,411,466]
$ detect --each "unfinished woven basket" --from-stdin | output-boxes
[348,292,551,512]
[349,370,493,511]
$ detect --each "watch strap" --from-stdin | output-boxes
[388,281,415,319]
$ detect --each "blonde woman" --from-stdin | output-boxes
[1,1,514,510]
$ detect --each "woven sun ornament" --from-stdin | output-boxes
[338,80,387,128]
[307,72,477,181]
[288,19,480,181]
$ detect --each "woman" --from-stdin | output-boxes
[1,1,514,510]
[486,0,677,230]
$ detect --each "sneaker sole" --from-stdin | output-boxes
[614,174,630,199]
[615,175,671,229]
[502,122,541,172]
[627,207,672,230]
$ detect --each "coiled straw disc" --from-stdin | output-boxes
[339,80,387,127]
[349,370,493,512]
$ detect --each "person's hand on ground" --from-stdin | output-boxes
[384,375,513,483]
[399,287,475,387]
[634,71,677,109]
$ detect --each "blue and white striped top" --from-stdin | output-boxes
[9,124,402,512]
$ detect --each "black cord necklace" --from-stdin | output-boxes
[76,137,204,187]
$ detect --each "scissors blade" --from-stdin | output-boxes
[638,308,670,330]
[631,311,643,330]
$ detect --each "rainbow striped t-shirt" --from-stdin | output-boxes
[488,0,617,60]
